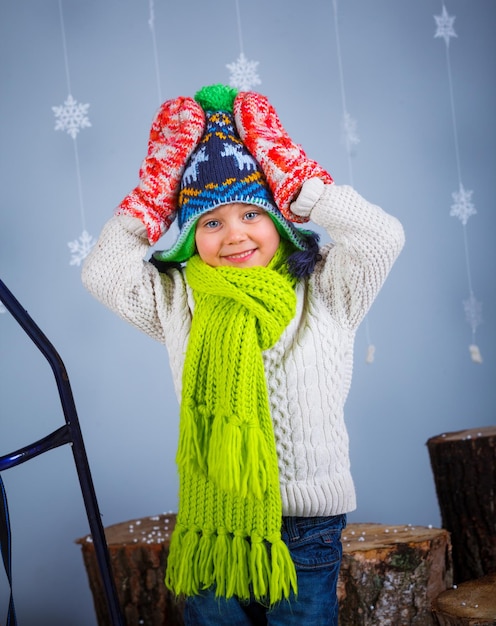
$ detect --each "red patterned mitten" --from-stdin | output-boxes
[234,92,333,223]
[116,97,206,244]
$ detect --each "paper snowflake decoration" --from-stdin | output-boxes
[68,230,95,266]
[365,344,375,364]
[227,53,261,91]
[463,293,482,334]
[53,94,91,139]
[469,344,483,364]
[434,6,457,46]
[450,183,476,225]
[342,111,360,154]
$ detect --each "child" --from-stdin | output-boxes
[82,84,405,625]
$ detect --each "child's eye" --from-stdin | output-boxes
[244,211,260,221]
[203,219,220,229]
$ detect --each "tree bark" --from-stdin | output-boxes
[431,572,496,625]
[76,513,183,626]
[427,425,496,583]
[337,522,452,626]
[78,519,452,626]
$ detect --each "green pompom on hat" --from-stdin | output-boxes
[194,83,238,113]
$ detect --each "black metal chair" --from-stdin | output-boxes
[0,278,124,626]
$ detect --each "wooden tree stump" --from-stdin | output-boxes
[427,426,496,583]
[431,572,496,625]
[76,513,183,626]
[337,523,452,626]
[78,518,452,626]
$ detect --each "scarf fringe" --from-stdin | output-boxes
[177,408,271,500]
[176,401,209,473]
[269,538,298,601]
[207,417,269,499]
[196,530,215,588]
[250,536,270,599]
[165,526,297,605]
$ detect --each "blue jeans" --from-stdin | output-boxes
[183,514,346,625]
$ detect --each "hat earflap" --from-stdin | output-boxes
[287,230,321,278]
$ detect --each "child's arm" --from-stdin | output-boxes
[82,214,189,345]
[234,90,403,329]
[82,96,205,343]
[292,178,405,329]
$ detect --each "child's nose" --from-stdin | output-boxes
[225,223,246,243]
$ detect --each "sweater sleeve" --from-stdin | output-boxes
[299,181,405,330]
[81,214,191,346]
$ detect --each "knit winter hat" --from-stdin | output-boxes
[153,84,312,264]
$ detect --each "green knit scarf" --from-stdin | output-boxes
[165,243,298,605]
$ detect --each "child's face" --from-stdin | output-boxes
[195,202,281,269]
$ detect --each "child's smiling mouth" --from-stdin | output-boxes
[223,249,257,262]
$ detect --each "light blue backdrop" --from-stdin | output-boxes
[1,1,495,624]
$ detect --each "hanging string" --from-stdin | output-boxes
[53,0,95,266]
[434,3,482,363]
[443,21,462,184]
[332,0,355,188]
[332,0,377,364]
[234,0,245,56]
[72,135,86,231]
[226,0,261,91]
[58,0,72,96]
[148,0,163,104]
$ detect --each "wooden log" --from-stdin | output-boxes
[431,573,496,625]
[78,518,452,626]
[427,426,496,583]
[337,523,453,626]
[76,513,183,626]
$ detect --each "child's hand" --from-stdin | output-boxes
[290,178,325,220]
[234,92,333,223]
[116,97,206,244]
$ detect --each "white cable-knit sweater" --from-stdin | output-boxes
[82,180,405,517]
